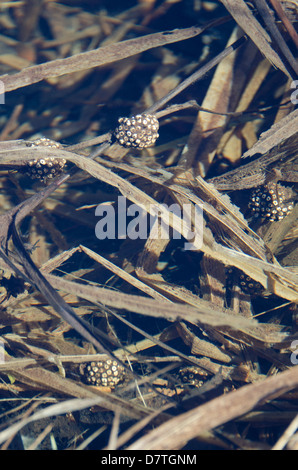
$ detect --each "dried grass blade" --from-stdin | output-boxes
[44,273,291,346]
[79,245,170,301]
[243,108,298,158]
[220,0,292,77]
[0,23,220,92]
[253,0,298,75]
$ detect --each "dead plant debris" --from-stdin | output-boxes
[0,0,297,451]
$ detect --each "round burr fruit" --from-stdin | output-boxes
[114,113,159,149]
[178,366,208,388]
[238,273,264,295]
[82,359,125,388]
[248,182,294,222]
[24,137,66,183]
[226,267,264,296]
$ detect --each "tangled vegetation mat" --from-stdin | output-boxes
[0,0,297,450]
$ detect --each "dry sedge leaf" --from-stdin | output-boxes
[0,24,214,92]
[176,322,232,363]
[79,245,169,302]
[207,132,298,190]
[44,273,292,347]
[243,108,298,158]
[220,0,291,77]
[194,27,250,174]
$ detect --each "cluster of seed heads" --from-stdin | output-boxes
[82,359,125,388]
[114,113,159,149]
[248,182,294,222]
[25,137,66,183]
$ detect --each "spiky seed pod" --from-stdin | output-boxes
[82,359,125,388]
[248,182,294,222]
[24,137,66,183]
[114,113,159,149]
